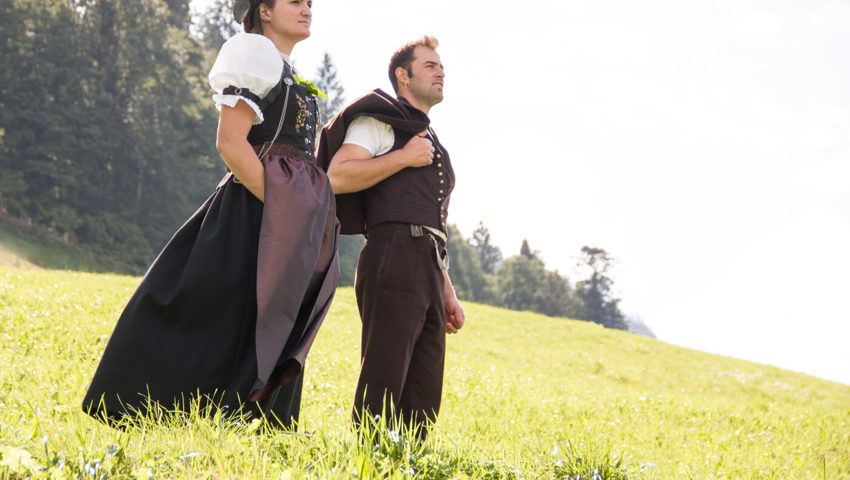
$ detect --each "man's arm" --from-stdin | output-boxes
[443,269,465,334]
[327,130,435,194]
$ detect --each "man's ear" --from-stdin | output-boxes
[395,66,409,88]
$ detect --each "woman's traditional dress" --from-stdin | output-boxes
[82,33,340,428]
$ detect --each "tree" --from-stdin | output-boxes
[162,0,190,27]
[2,0,100,235]
[0,0,30,214]
[494,252,584,318]
[0,0,221,269]
[471,221,502,274]
[313,52,345,126]
[337,235,365,287]
[74,0,220,262]
[446,224,492,302]
[193,0,239,51]
[575,246,627,330]
[520,239,538,260]
[495,255,545,312]
[538,270,584,319]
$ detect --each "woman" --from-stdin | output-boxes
[82,0,339,429]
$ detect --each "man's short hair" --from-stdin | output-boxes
[388,36,439,94]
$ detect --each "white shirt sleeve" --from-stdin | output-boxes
[342,116,395,157]
[208,33,284,125]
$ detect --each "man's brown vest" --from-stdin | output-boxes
[317,89,455,235]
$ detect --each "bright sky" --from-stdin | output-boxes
[193,0,850,386]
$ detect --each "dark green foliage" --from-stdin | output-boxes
[0,0,222,270]
[161,0,190,27]
[0,0,26,213]
[495,255,546,311]
[337,234,365,287]
[493,241,584,319]
[448,224,587,320]
[539,269,584,318]
[446,224,493,302]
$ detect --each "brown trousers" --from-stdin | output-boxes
[352,222,446,436]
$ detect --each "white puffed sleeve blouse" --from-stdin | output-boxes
[208,33,285,125]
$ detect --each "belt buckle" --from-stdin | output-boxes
[410,224,449,270]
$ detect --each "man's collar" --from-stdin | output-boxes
[397,95,428,117]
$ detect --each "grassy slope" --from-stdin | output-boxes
[0,219,141,274]
[0,267,848,479]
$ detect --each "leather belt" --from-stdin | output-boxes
[410,224,450,271]
[251,142,316,164]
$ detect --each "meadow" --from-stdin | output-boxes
[0,266,848,479]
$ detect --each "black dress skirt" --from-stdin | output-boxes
[82,143,340,428]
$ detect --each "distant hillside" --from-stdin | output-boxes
[1,267,848,479]
[0,217,141,274]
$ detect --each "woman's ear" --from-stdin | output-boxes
[258,3,270,21]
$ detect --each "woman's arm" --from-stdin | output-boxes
[216,100,266,202]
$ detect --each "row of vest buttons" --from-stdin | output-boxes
[435,150,447,227]
[436,153,444,203]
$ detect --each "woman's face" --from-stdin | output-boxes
[265,0,312,44]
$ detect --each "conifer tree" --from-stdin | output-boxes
[313,52,345,126]
[576,246,627,330]
[471,221,502,274]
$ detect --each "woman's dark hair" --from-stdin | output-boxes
[243,0,276,34]
[388,36,439,94]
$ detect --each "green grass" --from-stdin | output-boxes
[0,218,142,274]
[1,267,848,479]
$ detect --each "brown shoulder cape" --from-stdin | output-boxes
[316,89,430,234]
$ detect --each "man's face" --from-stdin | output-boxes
[403,47,445,108]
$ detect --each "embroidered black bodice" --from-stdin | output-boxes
[247,64,320,155]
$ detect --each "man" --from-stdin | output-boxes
[317,36,464,438]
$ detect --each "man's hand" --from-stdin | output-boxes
[401,130,434,168]
[445,297,465,334]
[327,130,434,194]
